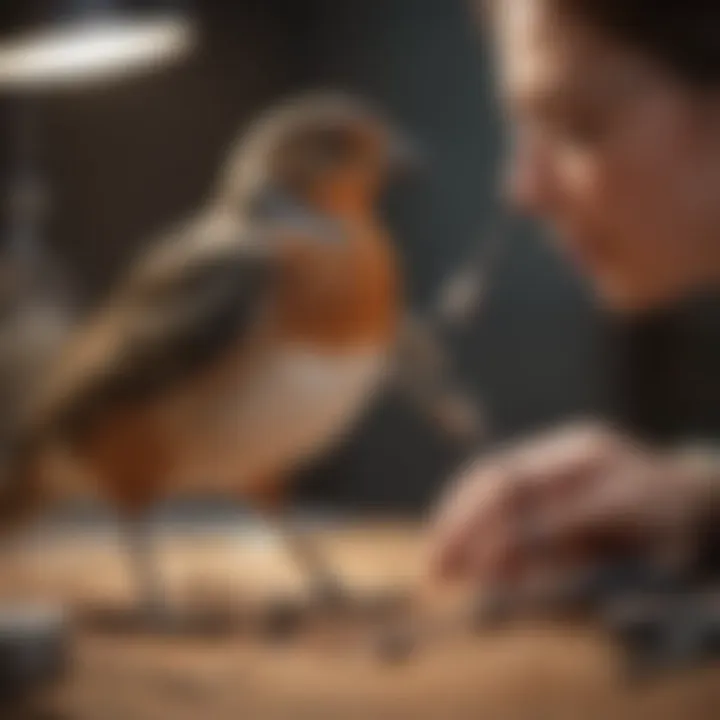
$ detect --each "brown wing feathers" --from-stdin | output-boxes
[0,238,276,526]
[45,242,276,443]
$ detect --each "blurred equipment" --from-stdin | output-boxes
[393,314,484,447]
[381,556,720,681]
[0,0,197,450]
[392,210,512,450]
[0,0,196,700]
[0,93,417,630]
[0,604,69,707]
[604,586,720,679]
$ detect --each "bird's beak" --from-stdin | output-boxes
[388,133,425,178]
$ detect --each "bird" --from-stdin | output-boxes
[0,92,420,626]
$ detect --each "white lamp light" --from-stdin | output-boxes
[0,14,194,91]
[0,0,196,91]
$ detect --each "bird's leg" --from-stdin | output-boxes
[277,514,411,644]
[249,479,408,631]
[249,478,350,614]
[272,513,349,612]
[121,512,170,629]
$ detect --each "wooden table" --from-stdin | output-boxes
[3,521,720,719]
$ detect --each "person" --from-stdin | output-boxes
[431,0,720,587]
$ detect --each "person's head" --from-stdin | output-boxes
[218,93,417,218]
[487,0,720,312]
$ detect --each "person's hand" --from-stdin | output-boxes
[431,423,719,585]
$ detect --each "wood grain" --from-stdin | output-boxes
[3,522,719,720]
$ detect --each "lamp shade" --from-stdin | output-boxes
[0,1,195,91]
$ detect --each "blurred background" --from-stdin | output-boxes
[0,0,603,514]
[0,3,701,718]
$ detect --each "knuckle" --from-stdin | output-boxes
[574,422,619,459]
[496,474,520,512]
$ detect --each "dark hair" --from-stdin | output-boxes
[552,0,720,88]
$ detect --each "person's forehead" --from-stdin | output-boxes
[493,0,636,103]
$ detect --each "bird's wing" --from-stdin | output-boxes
[27,226,277,443]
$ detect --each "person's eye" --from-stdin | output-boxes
[550,113,606,147]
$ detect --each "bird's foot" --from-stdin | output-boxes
[255,595,310,642]
[79,597,240,638]
[251,584,411,647]
[135,598,182,633]
[308,577,353,615]
[309,580,410,624]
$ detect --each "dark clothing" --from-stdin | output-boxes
[606,288,720,574]
[608,289,720,445]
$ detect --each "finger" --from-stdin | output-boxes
[430,478,497,578]
[431,465,519,579]
[469,465,622,586]
[531,476,647,559]
[511,426,623,500]
[431,455,577,582]
[430,425,631,582]
[464,518,528,585]
[436,467,539,583]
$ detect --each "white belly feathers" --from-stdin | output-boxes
[174,344,389,492]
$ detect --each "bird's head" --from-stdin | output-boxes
[216,92,421,222]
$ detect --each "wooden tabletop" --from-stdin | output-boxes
[2,521,720,719]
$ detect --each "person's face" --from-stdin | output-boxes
[494,0,720,312]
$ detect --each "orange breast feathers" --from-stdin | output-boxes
[275,222,400,351]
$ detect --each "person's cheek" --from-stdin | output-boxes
[594,107,706,307]
[566,145,666,307]
[544,149,615,274]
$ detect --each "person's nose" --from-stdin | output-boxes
[503,132,558,219]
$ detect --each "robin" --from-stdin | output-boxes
[0,93,420,625]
